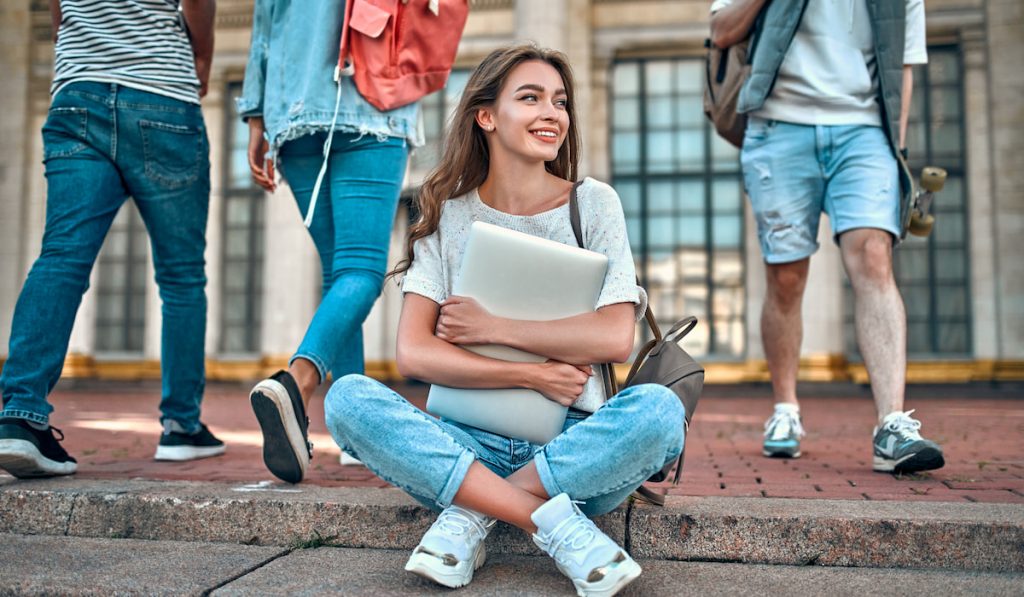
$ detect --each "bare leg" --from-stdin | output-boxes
[288,357,320,410]
[505,462,550,500]
[839,229,906,422]
[452,461,546,533]
[762,259,811,407]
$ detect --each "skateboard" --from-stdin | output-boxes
[900,160,947,238]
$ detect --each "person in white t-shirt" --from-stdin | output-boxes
[711,0,945,474]
[322,45,684,595]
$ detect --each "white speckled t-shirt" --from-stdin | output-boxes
[401,177,647,412]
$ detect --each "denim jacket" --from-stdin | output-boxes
[235,0,422,156]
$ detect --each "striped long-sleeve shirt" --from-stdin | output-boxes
[51,0,200,104]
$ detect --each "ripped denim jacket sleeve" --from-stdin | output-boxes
[236,0,272,120]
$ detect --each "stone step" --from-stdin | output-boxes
[2,478,1022,573]
[2,534,1021,596]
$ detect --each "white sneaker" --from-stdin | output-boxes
[404,505,496,588]
[531,493,641,597]
[338,451,362,466]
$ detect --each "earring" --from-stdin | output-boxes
[484,125,493,131]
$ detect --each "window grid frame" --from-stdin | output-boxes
[220,81,265,355]
[610,56,747,359]
[844,45,972,359]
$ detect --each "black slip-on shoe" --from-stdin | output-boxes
[250,370,311,483]
[0,417,77,478]
[154,423,226,461]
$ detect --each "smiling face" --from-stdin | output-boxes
[477,59,571,165]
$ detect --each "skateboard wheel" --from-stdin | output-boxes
[909,212,935,237]
[920,167,947,193]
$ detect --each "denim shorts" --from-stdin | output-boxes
[740,117,901,264]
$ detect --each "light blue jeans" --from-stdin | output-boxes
[740,116,901,264]
[277,133,408,382]
[325,375,686,517]
[1,82,210,431]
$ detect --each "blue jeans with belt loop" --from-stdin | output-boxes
[0,82,210,432]
[325,375,686,517]
[276,132,408,383]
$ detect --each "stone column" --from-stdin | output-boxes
[800,219,847,380]
[515,0,568,49]
[961,31,997,362]
[202,75,228,357]
[565,0,593,177]
[0,0,32,357]
[259,182,319,364]
[986,0,1024,360]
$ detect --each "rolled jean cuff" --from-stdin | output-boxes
[533,449,566,501]
[436,448,478,509]
[0,409,48,426]
[290,352,328,385]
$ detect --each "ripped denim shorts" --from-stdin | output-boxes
[739,116,901,263]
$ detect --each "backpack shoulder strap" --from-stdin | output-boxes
[568,179,586,248]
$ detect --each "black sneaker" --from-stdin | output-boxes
[154,423,226,461]
[250,370,311,483]
[0,417,77,478]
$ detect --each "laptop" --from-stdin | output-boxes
[426,221,609,444]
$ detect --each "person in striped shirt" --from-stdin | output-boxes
[0,0,224,479]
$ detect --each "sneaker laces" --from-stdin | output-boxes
[764,410,804,440]
[49,426,66,442]
[882,410,923,441]
[434,506,490,540]
[541,502,601,568]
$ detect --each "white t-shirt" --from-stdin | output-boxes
[710,0,928,126]
[401,177,648,412]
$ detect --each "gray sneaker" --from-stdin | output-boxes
[872,410,945,474]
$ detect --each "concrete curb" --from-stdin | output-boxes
[1,478,1021,572]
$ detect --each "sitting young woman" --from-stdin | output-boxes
[324,44,685,597]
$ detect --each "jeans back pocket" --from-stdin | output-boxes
[139,119,204,190]
[42,107,89,161]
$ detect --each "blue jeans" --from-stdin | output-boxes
[0,82,210,432]
[325,375,686,517]
[740,117,901,264]
[277,133,408,382]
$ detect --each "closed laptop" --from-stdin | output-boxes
[426,221,608,444]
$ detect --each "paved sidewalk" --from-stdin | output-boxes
[2,533,1021,596]
[30,379,1024,503]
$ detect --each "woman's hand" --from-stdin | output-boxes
[435,296,498,345]
[529,361,592,406]
[247,117,276,192]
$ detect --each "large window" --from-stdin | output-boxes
[221,83,265,354]
[94,204,148,353]
[611,58,746,358]
[844,47,972,358]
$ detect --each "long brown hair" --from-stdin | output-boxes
[389,44,581,278]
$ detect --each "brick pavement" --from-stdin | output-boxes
[21,379,1024,503]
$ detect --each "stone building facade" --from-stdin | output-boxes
[0,0,1021,384]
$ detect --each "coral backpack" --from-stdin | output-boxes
[338,0,470,112]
